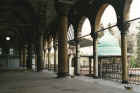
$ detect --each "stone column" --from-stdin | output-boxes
[53,40,58,72]
[68,50,74,76]
[118,21,129,83]
[57,15,69,77]
[47,47,51,70]
[121,31,128,83]
[43,49,46,68]
[56,2,71,77]
[89,57,92,74]
[35,53,37,71]
[23,47,27,69]
[92,32,98,77]
[56,46,59,72]
[36,33,44,72]
[47,38,52,70]
[19,48,24,67]
[27,44,32,70]
[45,49,48,69]
[37,1,47,71]
[98,58,102,78]
[75,41,81,75]
[20,48,27,68]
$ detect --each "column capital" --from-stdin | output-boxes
[38,1,47,28]
[40,31,44,35]
[74,38,80,44]
[121,31,128,35]
[74,32,81,44]
[55,1,71,16]
[53,40,58,50]
[53,45,58,50]
[53,46,58,51]
[118,22,130,35]
[24,44,28,48]
[90,32,98,40]
[48,47,52,52]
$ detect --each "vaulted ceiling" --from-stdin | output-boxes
[0,0,40,48]
[0,0,126,49]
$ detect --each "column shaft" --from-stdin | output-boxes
[121,32,128,83]
[27,44,32,70]
[43,49,47,68]
[48,48,51,70]
[35,54,37,70]
[89,57,92,74]
[20,48,24,67]
[36,34,44,72]
[75,43,80,75]
[93,38,98,77]
[23,48,27,69]
[54,47,57,72]
[58,16,68,77]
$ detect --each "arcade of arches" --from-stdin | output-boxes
[0,0,133,85]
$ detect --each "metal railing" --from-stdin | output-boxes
[99,58,122,82]
[128,66,140,84]
[49,17,140,85]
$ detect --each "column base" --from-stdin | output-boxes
[54,69,57,72]
[37,69,43,72]
[93,76,99,79]
[26,68,33,72]
[86,74,94,77]
[57,72,69,78]
[75,73,80,76]
[48,66,50,71]
[36,66,43,72]
[122,80,128,84]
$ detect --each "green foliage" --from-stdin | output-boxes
[98,23,104,38]
[136,22,140,67]
[130,56,136,68]
[108,23,115,35]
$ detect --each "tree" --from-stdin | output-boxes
[97,23,104,38]
[136,21,140,67]
[127,33,135,54]
[108,23,115,35]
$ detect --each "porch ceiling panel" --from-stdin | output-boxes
[68,38,93,48]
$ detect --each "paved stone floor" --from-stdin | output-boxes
[0,70,139,93]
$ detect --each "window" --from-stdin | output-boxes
[9,48,14,55]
